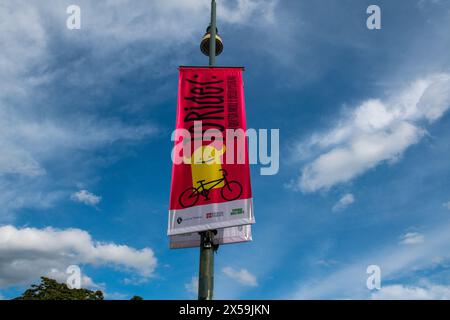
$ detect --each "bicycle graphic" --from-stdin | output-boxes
[178,169,243,208]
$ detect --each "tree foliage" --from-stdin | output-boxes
[14,277,104,300]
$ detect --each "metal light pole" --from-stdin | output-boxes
[198,230,215,300]
[198,0,221,301]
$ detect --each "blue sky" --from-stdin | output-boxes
[1,0,450,300]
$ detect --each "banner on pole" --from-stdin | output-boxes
[170,225,252,249]
[168,67,254,236]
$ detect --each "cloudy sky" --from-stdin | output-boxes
[1,0,450,299]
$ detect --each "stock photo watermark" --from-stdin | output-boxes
[171,121,279,176]
[65,4,382,32]
[66,265,82,289]
[367,5,381,30]
[366,265,381,290]
[66,5,81,30]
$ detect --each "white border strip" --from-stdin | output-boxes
[167,198,254,236]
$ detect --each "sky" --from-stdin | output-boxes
[1,0,450,300]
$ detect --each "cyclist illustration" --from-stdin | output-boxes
[178,169,242,208]
[183,144,226,189]
[180,144,242,208]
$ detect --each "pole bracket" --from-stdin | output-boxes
[200,230,218,251]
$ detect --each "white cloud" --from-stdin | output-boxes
[71,190,102,206]
[289,222,450,299]
[296,74,450,192]
[0,1,164,217]
[0,225,157,287]
[185,276,199,294]
[218,0,277,24]
[76,0,277,43]
[332,193,355,212]
[400,232,425,245]
[0,0,278,218]
[443,202,450,210]
[372,283,450,300]
[222,267,258,287]
[0,187,65,223]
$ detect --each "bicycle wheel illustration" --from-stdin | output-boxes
[221,181,243,201]
[179,187,200,208]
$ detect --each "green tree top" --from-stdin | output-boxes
[14,277,104,300]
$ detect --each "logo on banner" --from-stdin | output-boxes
[206,211,224,219]
[231,208,244,216]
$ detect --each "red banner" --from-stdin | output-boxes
[167,67,254,236]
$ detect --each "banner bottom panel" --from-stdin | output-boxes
[168,198,254,236]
